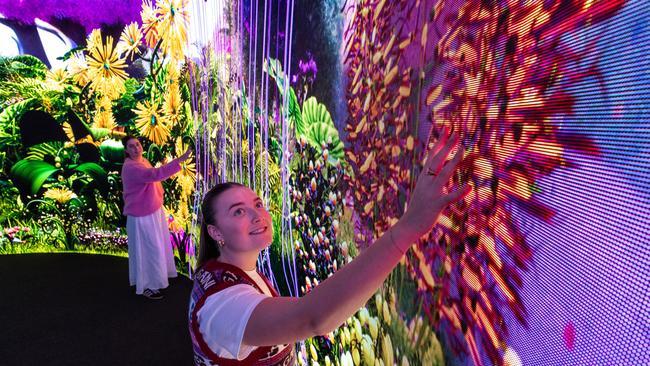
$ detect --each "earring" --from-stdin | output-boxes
[216,239,225,248]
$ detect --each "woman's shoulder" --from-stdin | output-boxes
[123,158,151,168]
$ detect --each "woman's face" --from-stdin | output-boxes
[210,186,273,254]
[125,138,143,160]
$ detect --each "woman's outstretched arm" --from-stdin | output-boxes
[127,149,191,184]
[242,129,471,347]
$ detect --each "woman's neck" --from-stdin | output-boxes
[217,250,259,271]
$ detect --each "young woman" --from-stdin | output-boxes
[121,135,190,300]
[189,129,470,364]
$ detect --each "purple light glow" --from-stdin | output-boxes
[0,0,144,32]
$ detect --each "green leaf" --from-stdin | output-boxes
[301,96,334,132]
[74,162,108,183]
[264,58,302,135]
[306,122,345,161]
[287,88,302,135]
[57,46,86,61]
[9,159,58,196]
[10,55,47,79]
[100,139,125,163]
[0,98,36,127]
[26,142,61,161]
[89,127,110,140]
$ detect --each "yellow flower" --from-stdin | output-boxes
[98,96,113,111]
[116,22,143,61]
[382,300,392,325]
[163,83,183,126]
[47,68,68,83]
[309,343,318,360]
[156,0,189,61]
[133,100,170,145]
[44,188,77,204]
[86,29,102,51]
[93,110,116,129]
[358,307,369,326]
[86,33,128,100]
[45,68,68,91]
[368,317,379,340]
[353,318,363,342]
[141,0,159,48]
[167,63,179,84]
[361,335,375,366]
[167,204,190,232]
[381,334,394,366]
[352,347,360,366]
[67,52,90,86]
[175,137,196,196]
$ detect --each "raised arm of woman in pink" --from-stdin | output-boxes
[123,147,191,184]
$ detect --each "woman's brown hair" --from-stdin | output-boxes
[121,135,138,159]
[197,182,246,268]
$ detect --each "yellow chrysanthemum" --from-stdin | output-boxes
[67,52,90,86]
[98,96,113,111]
[141,0,159,48]
[44,187,77,204]
[163,83,183,126]
[174,137,196,197]
[86,29,102,51]
[167,64,179,82]
[47,68,68,83]
[45,68,68,91]
[156,0,189,61]
[93,110,116,129]
[167,204,190,232]
[133,100,170,145]
[87,35,128,100]
[116,22,143,61]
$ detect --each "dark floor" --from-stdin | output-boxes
[0,253,194,366]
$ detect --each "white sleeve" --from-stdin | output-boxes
[197,284,270,360]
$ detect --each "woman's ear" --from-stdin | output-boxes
[207,224,223,242]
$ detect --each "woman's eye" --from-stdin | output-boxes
[234,208,244,216]
[256,202,263,208]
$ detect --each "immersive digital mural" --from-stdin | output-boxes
[0,0,647,365]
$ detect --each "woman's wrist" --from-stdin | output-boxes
[389,220,421,254]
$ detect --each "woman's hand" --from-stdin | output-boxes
[393,127,471,245]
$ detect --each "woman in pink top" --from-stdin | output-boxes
[189,128,472,364]
[121,135,190,300]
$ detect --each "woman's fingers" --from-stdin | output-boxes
[435,145,463,184]
[426,132,459,176]
[422,127,449,168]
[443,184,472,206]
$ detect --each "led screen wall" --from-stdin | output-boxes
[342,0,649,364]
[494,0,650,364]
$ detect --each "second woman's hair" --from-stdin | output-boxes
[197,182,246,268]
[121,135,139,159]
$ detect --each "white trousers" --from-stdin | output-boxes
[127,207,177,294]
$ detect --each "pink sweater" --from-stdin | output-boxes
[121,157,182,217]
